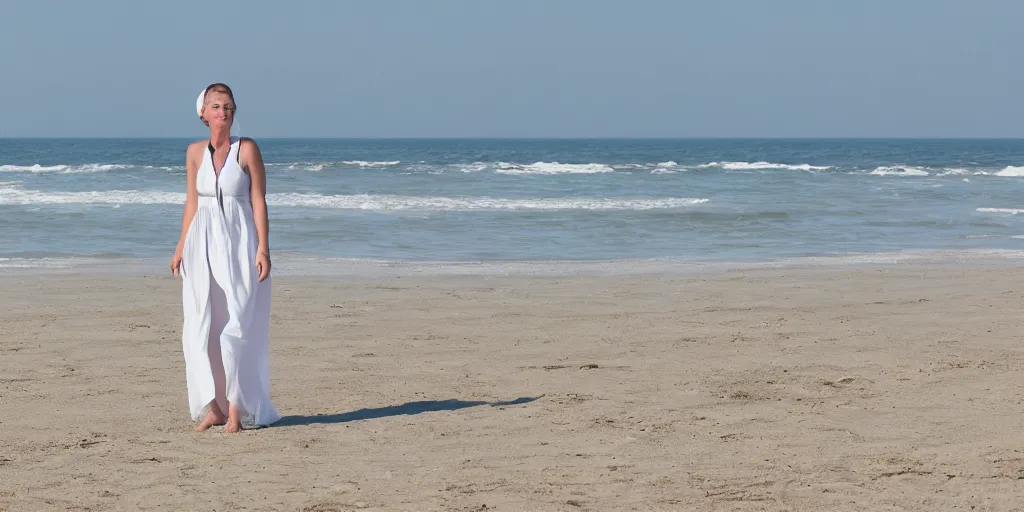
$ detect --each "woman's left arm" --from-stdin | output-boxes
[244,138,272,281]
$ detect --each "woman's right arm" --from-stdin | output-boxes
[171,144,200,275]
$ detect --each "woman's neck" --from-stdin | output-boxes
[209,128,231,148]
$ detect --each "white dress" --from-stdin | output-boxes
[179,137,280,428]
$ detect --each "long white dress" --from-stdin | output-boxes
[180,137,280,428]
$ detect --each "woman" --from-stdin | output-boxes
[170,83,280,432]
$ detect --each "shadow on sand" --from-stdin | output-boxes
[273,396,542,427]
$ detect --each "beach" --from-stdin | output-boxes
[3,259,1024,511]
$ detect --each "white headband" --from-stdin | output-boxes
[196,88,207,117]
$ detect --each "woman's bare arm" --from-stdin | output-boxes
[243,138,270,256]
[175,143,201,255]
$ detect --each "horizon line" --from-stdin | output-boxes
[2,136,1024,141]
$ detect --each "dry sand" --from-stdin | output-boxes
[2,262,1024,511]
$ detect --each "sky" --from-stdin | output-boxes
[2,0,1023,138]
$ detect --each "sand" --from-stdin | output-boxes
[2,261,1024,511]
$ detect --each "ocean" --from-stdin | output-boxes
[3,138,1024,271]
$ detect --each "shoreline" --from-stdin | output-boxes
[3,247,1024,279]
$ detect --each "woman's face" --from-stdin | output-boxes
[202,90,235,129]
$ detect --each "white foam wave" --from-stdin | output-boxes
[976,207,1024,215]
[995,166,1024,177]
[495,162,615,175]
[936,167,973,176]
[343,160,400,168]
[274,161,401,171]
[697,161,831,171]
[869,166,930,177]
[0,184,707,211]
[456,162,491,173]
[0,164,65,173]
[648,162,681,173]
[267,193,708,210]
[0,187,183,205]
[0,163,138,173]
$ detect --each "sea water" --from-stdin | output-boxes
[3,138,1024,270]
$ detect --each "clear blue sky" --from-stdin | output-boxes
[2,1,1022,138]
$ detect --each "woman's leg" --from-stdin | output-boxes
[195,277,230,431]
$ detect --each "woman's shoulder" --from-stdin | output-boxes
[237,137,265,160]
[186,139,208,155]
[184,140,208,168]
[237,136,261,150]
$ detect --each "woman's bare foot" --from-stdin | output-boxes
[224,404,244,433]
[195,406,226,432]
